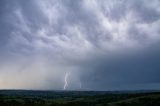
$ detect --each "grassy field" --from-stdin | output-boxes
[0,90,160,106]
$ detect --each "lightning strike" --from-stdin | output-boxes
[64,72,69,90]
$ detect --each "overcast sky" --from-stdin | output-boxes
[0,0,160,91]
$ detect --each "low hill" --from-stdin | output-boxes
[0,90,160,106]
[109,93,160,106]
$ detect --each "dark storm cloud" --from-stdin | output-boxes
[79,46,160,90]
[0,0,160,90]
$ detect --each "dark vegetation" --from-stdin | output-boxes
[0,90,160,106]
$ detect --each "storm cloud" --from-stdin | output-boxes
[0,0,160,90]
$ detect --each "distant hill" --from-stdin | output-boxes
[109,93,160,106]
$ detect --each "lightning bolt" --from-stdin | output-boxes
[64,72,69,90]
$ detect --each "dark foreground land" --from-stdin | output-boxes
[0,90,160,106]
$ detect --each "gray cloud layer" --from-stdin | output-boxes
[0,0,160,90]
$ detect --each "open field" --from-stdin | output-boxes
[0,90,160,106]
